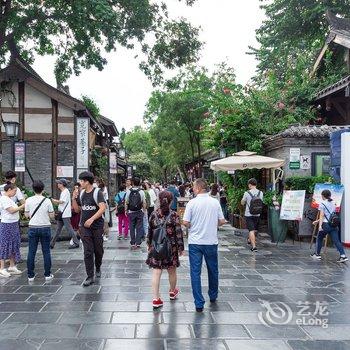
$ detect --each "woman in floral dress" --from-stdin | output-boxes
[146,190,184,309]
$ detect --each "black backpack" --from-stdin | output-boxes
[322,203,340,228]
[152,213,172,260]
[116,193,126,214]
[248,191,263,215]
[128,188,142,211]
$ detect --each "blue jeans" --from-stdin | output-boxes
[316,222,345,256]
[128,211,144,246]
[27,227,52,278]
[189,244,219,308]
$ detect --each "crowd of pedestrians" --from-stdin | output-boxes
[0,168,347,311]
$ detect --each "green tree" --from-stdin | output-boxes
[0,0,202,84]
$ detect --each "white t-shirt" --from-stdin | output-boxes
[0,184,24,203]
[0,196,19,223]
[58,188,72,218]
[148,189,157,207]
[25,195,54,227]
[242,189,264,217]
[320,200,336,223]
[183,193,224,245]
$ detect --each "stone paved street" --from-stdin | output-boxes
[0,224,350,350]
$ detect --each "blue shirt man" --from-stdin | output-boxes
[167,182,180,211]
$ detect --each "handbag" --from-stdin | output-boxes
[55,201,69,222]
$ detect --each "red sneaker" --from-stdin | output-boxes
[169,288,180,300]
[153,298,164,309]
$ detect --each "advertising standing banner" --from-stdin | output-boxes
[14,142,26,172]
[311,183,344,211]
[110,152,117,174]
[280,190,306,221]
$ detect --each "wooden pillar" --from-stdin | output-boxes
[18,81,25,184]
[51,99,58,197]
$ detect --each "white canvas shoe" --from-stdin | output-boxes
[0,269,11,278]
[7,266,22,275]
[45,274,54,281]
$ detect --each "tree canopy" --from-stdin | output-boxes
[0,0,202,84]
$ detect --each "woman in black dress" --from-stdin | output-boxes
[146,190,184,309]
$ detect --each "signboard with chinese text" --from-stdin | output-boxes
[110,152,117,174]
[76,117,90,174]
[280,190,306,221]
[289,148,301,169]
[14,142,25,172]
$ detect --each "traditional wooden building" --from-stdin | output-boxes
[312,11,350,124]
[0,57,119,196]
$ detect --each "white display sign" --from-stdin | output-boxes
[57,166,74,178]
[301,155,311,170]
[76,117,90,172]
[280,190,306,221]
[109,152,117,174]
[227,170,235,175]
[289,148,301,162]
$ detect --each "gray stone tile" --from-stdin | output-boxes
[4,312,61,324]
[163,312,214,324]
[79,324,135,338]
[212,312,261,324]
[91,301,138,312]
[104,339,165,350]
[112,312,161,324]
[139,301,187,312]
[41,339,104,350]
[59,311,112,324]
[19,324,81,339]
[136,324,192,339]
[0,312,11,323]
[73,293,117,302]
[226,339,291,350]
[245,325,309,340]
[184,301,233,312]
[41,301,92,312]
[16,285,61,293]
[192,324,249,339]
[26,293,76,302]
[288,340,350,350]
[167,339,226,350]
[0,339,43,350]
[0,302,45,312]
[57,285,101,294]
[0,324,27,338]
[302,325,350,340]
[0,293,31,301]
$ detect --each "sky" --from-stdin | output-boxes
[32,0,265,131]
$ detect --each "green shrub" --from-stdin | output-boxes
[263,190,283,207]
[284,176,333,194]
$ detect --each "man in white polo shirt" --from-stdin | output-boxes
[183,178,226,312]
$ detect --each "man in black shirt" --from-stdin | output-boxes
[72,171,106,286]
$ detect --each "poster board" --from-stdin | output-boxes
[311,183,344,211]
[280,190,306,221]
[177,197,190,224]
[14,142,26,172]
[57,166,74,178]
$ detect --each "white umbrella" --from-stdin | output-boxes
[210,151,285,190]
[210,151,285,171]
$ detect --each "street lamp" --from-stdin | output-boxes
[3,121,19,138]
[3,121,20,170]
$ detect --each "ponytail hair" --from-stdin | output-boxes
[321,189,333,202]
[159,190,173,216]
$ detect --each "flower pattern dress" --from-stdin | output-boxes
[146,209,184,269]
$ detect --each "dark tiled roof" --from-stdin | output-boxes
[327,10,350,36]
[266,125,350,140]
[315,75,350,100]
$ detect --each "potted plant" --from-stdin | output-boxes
[264,190,288,243]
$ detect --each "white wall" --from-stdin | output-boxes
[25,114,52,133]
[58,123,74,135]
[25,83,52,108]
